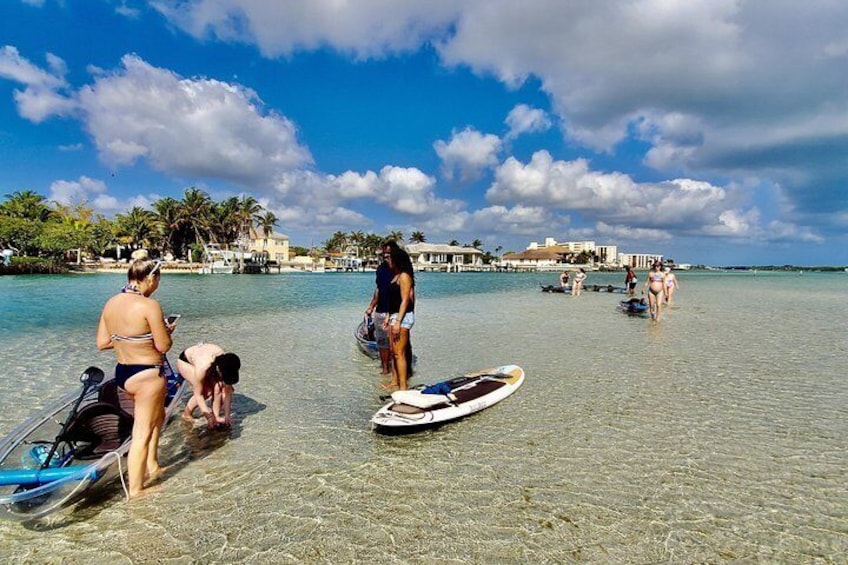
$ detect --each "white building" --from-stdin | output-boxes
[528,238,596,254]
[595,245,618,266]
[405,243,484,271]
[618,253,664,269]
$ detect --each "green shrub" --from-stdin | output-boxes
[0,256,68,275]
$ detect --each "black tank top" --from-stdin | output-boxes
[388,277,414,314]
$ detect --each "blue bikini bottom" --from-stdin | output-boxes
[115,363,161,390]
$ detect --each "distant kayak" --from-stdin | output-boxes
[354,318,379,359]
[371,365,524,434]
[618,297,649,315]
[586,284,627,293]
[540,283,571,294]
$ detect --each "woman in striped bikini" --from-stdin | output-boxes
[96,250,177,499]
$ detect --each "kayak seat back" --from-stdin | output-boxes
[98,379,135,418]
[60,402,134,459]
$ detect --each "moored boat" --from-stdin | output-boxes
[198,243,235,274]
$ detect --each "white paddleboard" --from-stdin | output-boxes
[370,365,524,434]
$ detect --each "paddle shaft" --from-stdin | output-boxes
[40,379,96,470]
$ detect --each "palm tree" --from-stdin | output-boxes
[1,190,52,221]
[208,197,240,246]
[178,187,212,247]
[387,230,404,243]
[237,195,262,237]
[349,230,366,258]
[470,239,483,249]
[448,239,460,246]
[323,231,348,253]
[257,211,278,251]
[152,197,182,258]
[410,231,426,243]
[115,207,156,251]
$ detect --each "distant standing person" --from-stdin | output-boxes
[382,243,415,391]
[664,267,679,306]
[365,243,394,375]
[625,266,637,296]
[572,268,587,297]
[559,270,570,289]
[642,262,666,320]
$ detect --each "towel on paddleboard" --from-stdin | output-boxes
[422,382,452,395]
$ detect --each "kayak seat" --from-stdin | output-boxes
[60,402,134,459]
[98,379,135,418]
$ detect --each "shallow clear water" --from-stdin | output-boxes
[0,270,846,563]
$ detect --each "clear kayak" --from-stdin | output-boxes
[0,358,186,521]
[355,318,379,359]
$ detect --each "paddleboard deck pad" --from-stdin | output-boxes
[371,365,524,434]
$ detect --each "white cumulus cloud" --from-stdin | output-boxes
[505,104,551,140]
[49,176,108,205]
[434,127,502,181]
[77,55,312,185]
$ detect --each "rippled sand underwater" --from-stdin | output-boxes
[0,271,845,563]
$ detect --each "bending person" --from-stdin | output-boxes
[96,251,174,499]
[176,343,240,430]
[382,242,415,391]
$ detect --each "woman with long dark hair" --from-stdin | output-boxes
[382,242,415,390]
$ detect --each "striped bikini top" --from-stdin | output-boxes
[110,331,153,343]
[112,284,154,342]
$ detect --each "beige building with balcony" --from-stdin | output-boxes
[248,229,290,263]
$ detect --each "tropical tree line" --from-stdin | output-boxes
[0,188,278,263]
[2,189,506,270]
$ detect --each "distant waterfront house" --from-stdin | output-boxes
[405,243,484,271]
[501,248,565,271]
[327,251,362,271]
[248,229,290,263]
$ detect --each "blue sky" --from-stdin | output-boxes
[2,0,848,266]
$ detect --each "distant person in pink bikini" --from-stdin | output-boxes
[664,267,679,306]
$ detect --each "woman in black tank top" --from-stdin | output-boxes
[382,243,415,391]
